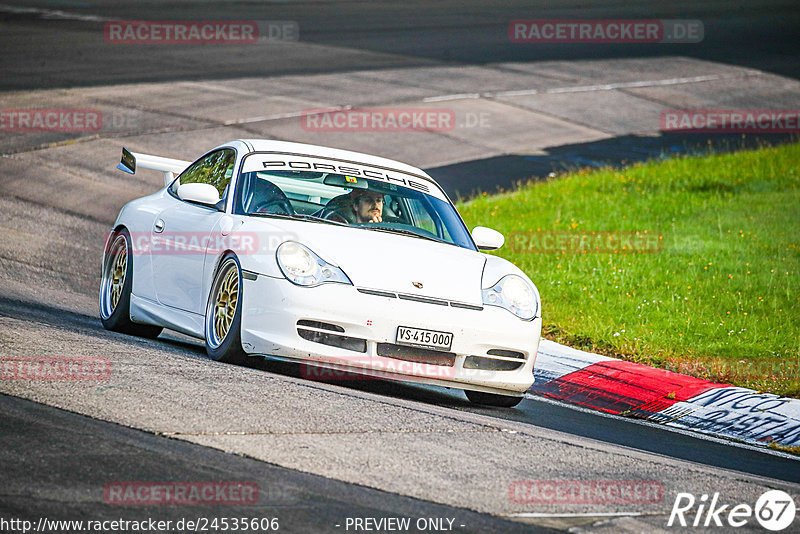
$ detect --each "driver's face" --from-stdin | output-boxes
[354,192,384,222]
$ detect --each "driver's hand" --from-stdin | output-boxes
[368,214,382,223]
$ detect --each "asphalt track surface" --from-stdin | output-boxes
[1,393,551,534]
[2,1,800,533]
[2,0,799,89]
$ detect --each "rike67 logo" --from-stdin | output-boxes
[668,490,796,531]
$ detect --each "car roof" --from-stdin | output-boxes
[228,139,434,181]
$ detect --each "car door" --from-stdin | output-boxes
[151,148,236,314]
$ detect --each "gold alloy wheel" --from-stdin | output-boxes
[109,238,127,312]
[213,263,239,344]
[102,234,128,318]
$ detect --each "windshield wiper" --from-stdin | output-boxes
[361,226,444,243]
[249,213,444,241]
[249,212,348,226]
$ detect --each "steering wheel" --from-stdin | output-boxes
[321,210,349,224]
[255,199,293,215]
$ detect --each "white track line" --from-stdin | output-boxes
[423,93,481,102]
[540,74,729,94]
[505,512,646,518]
[423,73,760,102]
[0,3,109,22]
[221,106,352,126]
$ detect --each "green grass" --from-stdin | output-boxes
[458,142,800,397]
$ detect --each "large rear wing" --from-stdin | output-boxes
[117,147,191,186]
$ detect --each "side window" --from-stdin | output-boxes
[170,149,236,199]
[406,197,450,240]
[407,198,436,234]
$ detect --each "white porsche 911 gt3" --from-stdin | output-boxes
[100,140,541,407]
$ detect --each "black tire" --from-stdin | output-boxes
[465,389,524,408]
[99,228,163,339]
[204,254,248,365]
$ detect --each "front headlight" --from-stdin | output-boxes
[276,241,351,287]
[482,274,539,320]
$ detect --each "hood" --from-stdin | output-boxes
[243,218,486,305]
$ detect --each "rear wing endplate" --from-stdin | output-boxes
[117,147,191,186]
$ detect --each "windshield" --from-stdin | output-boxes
[233,160,475,250]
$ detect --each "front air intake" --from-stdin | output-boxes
[297,320,345,333]
[463,356,524,371]
[464,349,527,371]
[297,320,365,352]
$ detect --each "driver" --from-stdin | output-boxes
[349,189,384,223]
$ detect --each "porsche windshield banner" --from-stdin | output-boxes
[242,154,447,201]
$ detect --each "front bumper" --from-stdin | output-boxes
[240,275,541,395]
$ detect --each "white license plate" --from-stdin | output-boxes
[396,326,453,351]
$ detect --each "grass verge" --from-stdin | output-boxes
[459,142,800,397]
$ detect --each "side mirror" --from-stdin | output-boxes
[472,226,504,251]
[177,183,221,207]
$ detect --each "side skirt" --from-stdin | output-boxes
[130,294,205,339]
